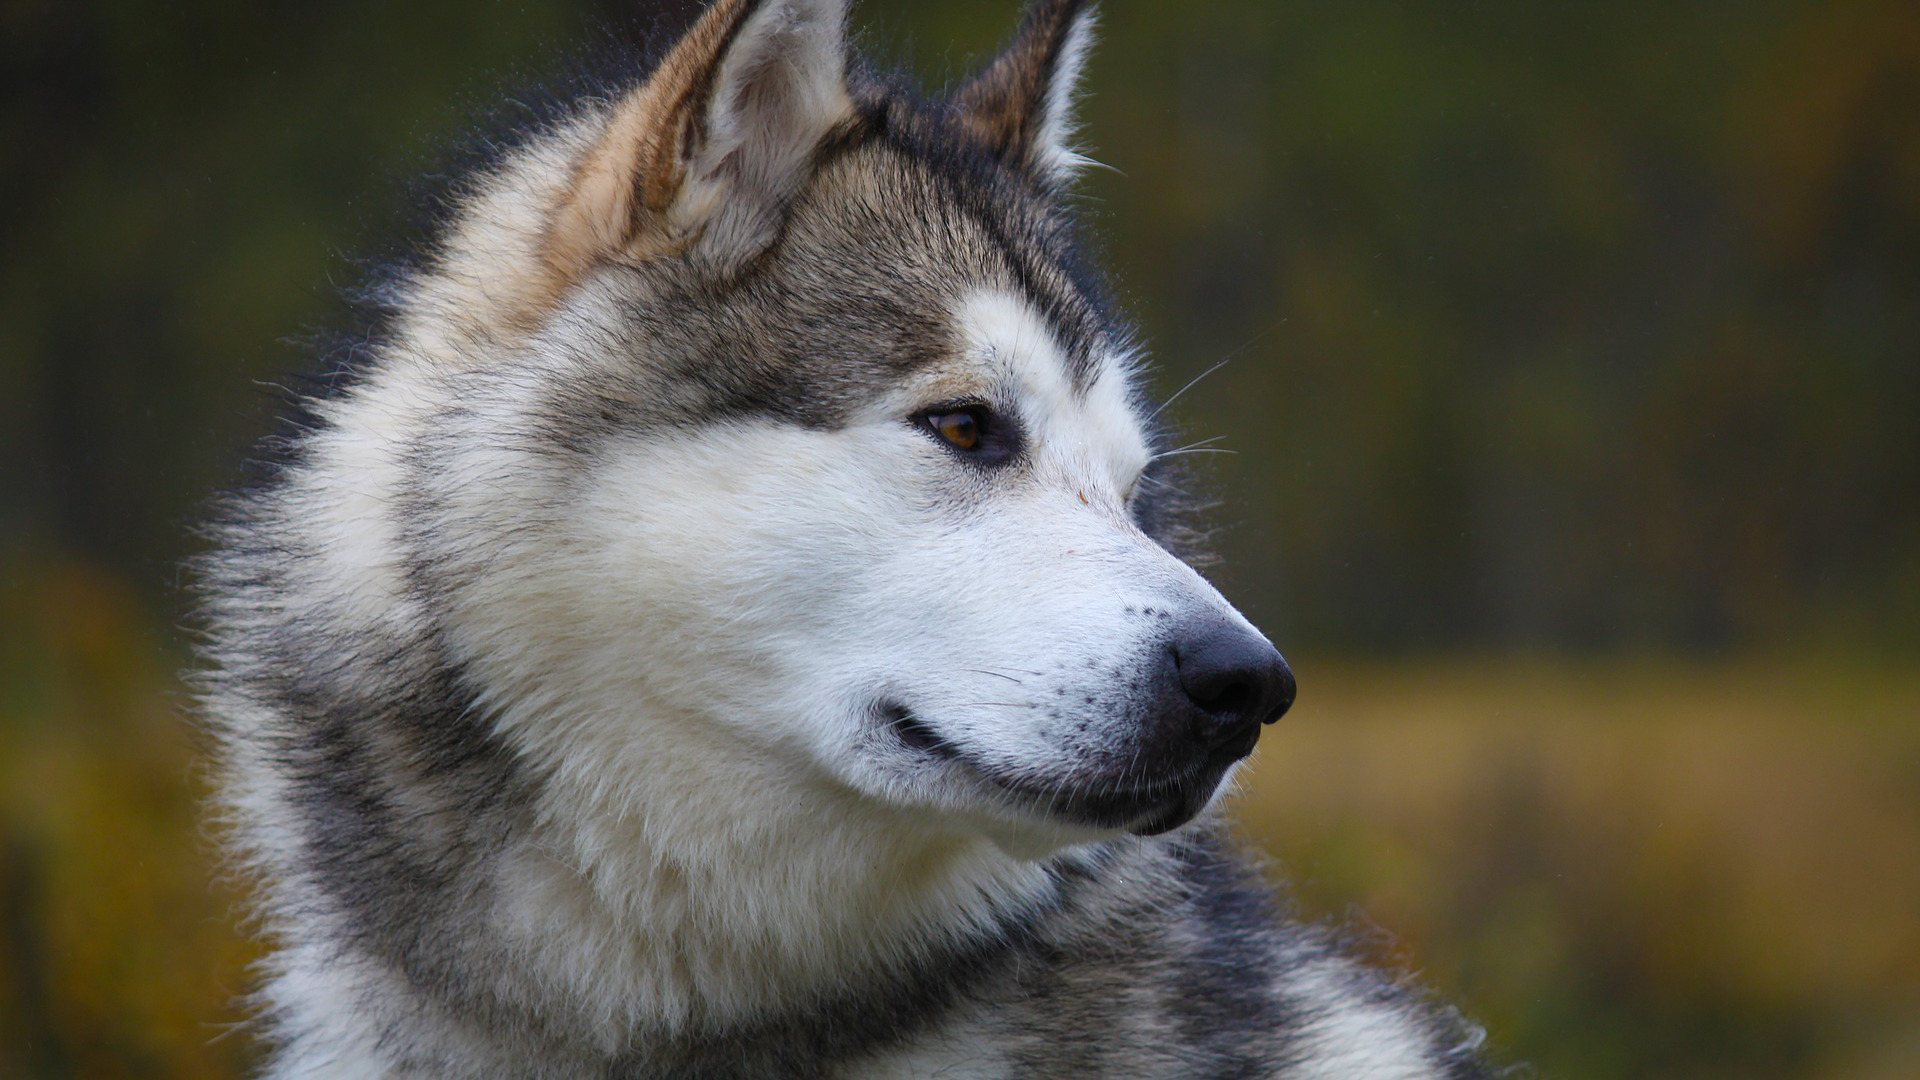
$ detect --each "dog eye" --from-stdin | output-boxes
[914,402,1021,466]
[929,410,982,451]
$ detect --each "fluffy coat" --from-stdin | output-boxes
[195,1,1494,1076]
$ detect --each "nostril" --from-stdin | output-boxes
[1190,673,1252,718]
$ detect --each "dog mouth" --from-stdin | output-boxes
[882,701,1245,836]
[982,765,1235,837]
[885,702,960,760]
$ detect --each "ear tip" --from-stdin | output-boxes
[1039,0,1099,26]
[726,0,853,40]
[1060,2,1099,53]
[949,0,1101,185]
[1027,0,1100,61]
[770,0,854,23]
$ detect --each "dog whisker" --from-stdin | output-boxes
[1146,357,1234,422]
[1151,446,1238,461]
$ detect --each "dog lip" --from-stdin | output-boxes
[883,702,959,760]
[1216,717,1264,761]
[883,704,1248,834]
[976,766,1223,834]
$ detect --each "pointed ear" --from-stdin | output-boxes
[952,0,1098,188]
[546,0,854,280]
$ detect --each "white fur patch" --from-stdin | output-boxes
[392,282,1257,1026]
[1033,6,1100,182]
[294,373,429,636]
[1284,962,1448,1080]
[951,287,1148,504]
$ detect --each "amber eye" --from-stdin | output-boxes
[914,403,1020,466]
[929,410,982,451]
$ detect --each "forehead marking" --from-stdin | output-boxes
[955,290,1077,407]
[865,127,1101,390]
[976,228,1101,395]
[954,289,1149,489]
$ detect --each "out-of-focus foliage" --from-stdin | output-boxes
[1238,659,1920,1080]
[3,0,1918,1078]
[0,557,257,1080]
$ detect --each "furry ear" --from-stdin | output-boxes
[547,0,853,280]
[952,0,1097,188]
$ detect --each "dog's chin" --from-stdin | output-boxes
[952,775,1224,861]
[1015,766,1236,837]
[978,728,1259,837]
[1124,788,1217,837]
[966,755,1244,838]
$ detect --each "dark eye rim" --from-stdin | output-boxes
[911,400,1023,467]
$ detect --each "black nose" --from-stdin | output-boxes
[1172,620,1296,752]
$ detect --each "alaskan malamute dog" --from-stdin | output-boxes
[197,0,1493,1076]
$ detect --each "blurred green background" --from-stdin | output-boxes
[3,0,1917,1077]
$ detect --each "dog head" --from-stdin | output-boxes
[422,0,1293,850]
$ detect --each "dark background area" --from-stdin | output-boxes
[5,0,1918,651]
[3,1,1917,1077]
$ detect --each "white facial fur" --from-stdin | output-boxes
[347,284,1272,1026]
[444,287,1260,845]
